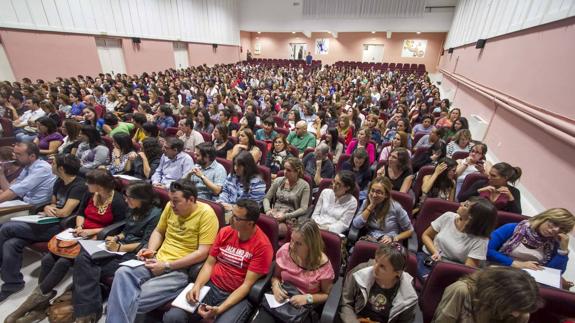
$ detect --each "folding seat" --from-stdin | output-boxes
[254,139,268,164]
[164,127,178,137]
[215,157,232,174]
[391,190,415,223]
[274,127,289,137]
[257,165,272,190]
[456,172,488,202]
[272,116,285,128]
[335,154,351,172]
[411,164,434,202]
[414,198,459,251]
[451,150,469,160]
[495,210,527,228]
[200,131,212,142]
[396,63,403,69]
[287,145,300,157]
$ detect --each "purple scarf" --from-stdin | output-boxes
[499,220,556,264]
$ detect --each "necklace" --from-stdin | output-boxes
[94,191,114,215]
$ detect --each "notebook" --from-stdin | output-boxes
[171,283,211,313]
[11,215,61,224]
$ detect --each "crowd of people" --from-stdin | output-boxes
[0,61,572,323]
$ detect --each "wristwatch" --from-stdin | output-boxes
[164,262,172,273]
[306,294,313,305]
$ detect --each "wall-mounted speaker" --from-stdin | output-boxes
[132,37,141,44]
[448,48,454,54]
[212,44,218,49]
[476,39,486,48]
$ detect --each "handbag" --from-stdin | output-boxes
[47,236,81,259]
[261,282,318,323]
[47,289,74,323]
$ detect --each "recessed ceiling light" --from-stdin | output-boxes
[371,31,376,34]
[257,32,261,34]
[417,32,421,34]
[292,32,296,34]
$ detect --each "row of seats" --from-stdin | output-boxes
[245,58,322,67]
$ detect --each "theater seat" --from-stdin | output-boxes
[414,198,459,251]
[216,157,232,174]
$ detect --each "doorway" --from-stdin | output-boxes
[289,43,307,60]
[173,42,189,69]
[0,43,15,82]
[362,44,384,63]
[95,38,127,75]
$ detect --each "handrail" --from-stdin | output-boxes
[440,69,575,148]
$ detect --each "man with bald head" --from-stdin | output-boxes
[286,120,316,157]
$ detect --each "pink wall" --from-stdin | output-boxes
[438,17,575,212]
[240,31,252,61]
[0,29,102,80]
[188,43,240,66]
[122,39,175,75]
[247,31,446,71]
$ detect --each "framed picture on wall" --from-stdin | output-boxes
[401,39,427,58]
[315,38,329,55]
[254,41,262,55]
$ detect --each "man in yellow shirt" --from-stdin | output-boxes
[104,179,219,323]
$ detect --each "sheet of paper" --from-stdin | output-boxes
[119,259,145,268]
[0,200,29,208]
[114,174,142,181]
[78,240,105,256]
[524,266,561,288]
[97,242,126,255]
[264,293,288,309]
[11,215,60,224]
[56,228,85,241]
[171,283,211,313]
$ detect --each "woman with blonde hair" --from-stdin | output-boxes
[378,131,411,162]
[446,128,472,158]
[433,267,541,323]
[252,220,334,323]
[351,177,413,244]
[337,114,353,146]
[488,208,574,273]
[263,157,311,237]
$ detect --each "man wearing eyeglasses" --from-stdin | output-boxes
[105,179,219,322]
[151,138,195,188]
[286,120,316,157]
[163,199,273,323]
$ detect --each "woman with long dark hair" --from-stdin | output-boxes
[320,127,343,164]
[106,132,136,175]
[75,126,110,174]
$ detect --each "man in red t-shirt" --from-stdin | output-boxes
[163,199,273,323]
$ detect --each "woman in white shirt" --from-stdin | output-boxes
[312,170,358,234]
[418,196,497,280]
[455,143,490,198]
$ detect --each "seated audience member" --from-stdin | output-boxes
[378,131,411,163]
[321,127,344,164]
[435,108,460,129]
[217,151,266,217]
[239,111,257,133]
[302,143,335,187]
[0,154,84,303]
[0,142,56,206]
[32,116,63,157]
[263,157,311,237]
[69,182,161,322]
[455,143,489,196]
[128,137,162,180]
[432,267,541,323]
[411,140,446,173]
[151,138,195,188]
[419,158,457,206]
[287,120,317,156]
[228,128,262,163]
[7,170,126,320]
[82,106,103,130]
[131,112,148,144]
[285,108,301,131]
[418,197,497,280]
[312,170,358,234]
[106,132,136,175]
[443,116,469,141]
[58,119,83,155]
[155,104,176,132]
[252,220,334,323]
[212,123,234,159]
[341,148,371,199]
[488,208,574,273]
[382,117,410,147]
[105,179,219,322]
[163,199,273,323]
[265,135,292,176]
[75,125,110,175]
[352,177,413,244]
[459,162,523,214]
[142,121,160,142]
[377,148,414,193]
[446,129,472,159]
[336,115,354,146]
[102,112,134,136]
[411,115,435,139]
[345,127,376,164]
[178,117,204,153]
[14,96,46,142]
[0,146,22,183]
[69,93,86,120]
[340,243,418,323]
[255,117,278,141]
[194,109,214,134]
[414,127,445,150]
[365,113,383,145]
[185,142,227,201]
[219,108,239,137]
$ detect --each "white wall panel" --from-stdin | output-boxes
[0,0,240,45]
[0,43,15,82]
[445,0,575,48]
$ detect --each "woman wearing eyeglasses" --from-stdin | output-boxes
[351,177,413,244]
[418,197,497,280]
[455,143,489,197]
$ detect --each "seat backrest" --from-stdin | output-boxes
[414,198,459,251]
[412,164,435,201]
[215,157,232,174]
[165,127,178,137]
[273,116,285,128]
[200,131,212,143]
[275,127,289,137]
[495,210,528,229]
[153,187,171,207]
[255,140,267,164]
[0,117,14,136]
[302,147,315,158]
[451,150,469,161]
[257,165,272,190]
[336,154,351,172]
[101,136,114,159]
[346,240,379,275]
[257,214,279,253]
[391,191,414,222]
[457,172,488,202]
[320,230,342,278]
[419,261,475,323]
[287,145,300,158]
[531,284,575,323]
[198,198,226,228]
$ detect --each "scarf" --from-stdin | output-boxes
[499,220,556,265]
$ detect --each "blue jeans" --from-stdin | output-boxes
[105,265,189,323]
[163,281,253,323]
[15,130,37,142]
